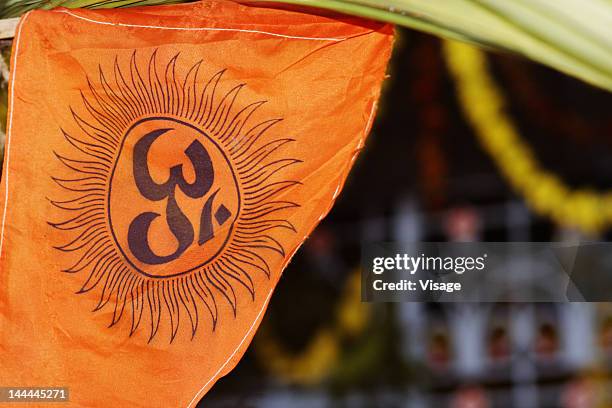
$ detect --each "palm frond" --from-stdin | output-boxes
[2,0,612,92]
[258,0,612,92]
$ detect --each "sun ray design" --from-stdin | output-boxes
[49,50,300,343]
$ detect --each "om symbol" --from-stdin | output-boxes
[128,128,230,265]
[108,117,239,277]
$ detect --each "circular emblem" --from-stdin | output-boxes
[49,51,300,342]
[108,117,240,278]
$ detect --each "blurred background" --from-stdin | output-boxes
[3,27,612,408]
[201,29,612,408]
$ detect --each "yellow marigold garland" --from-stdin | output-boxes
[443,41,612,234]
[254,270,369,385]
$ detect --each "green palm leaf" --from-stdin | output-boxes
[258,0,612,92]
[2,0,612,91]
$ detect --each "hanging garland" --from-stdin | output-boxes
[254,270,370,385]
[443,41,612,234]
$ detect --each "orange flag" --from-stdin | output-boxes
[0,2,392,406]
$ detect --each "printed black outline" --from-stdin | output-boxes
[107,116,241,278]
[48,50,301,343]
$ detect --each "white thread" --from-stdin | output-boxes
[188,100,378,408]
[55,9,345,42]
[186,289,273,407]
[0,12,29,260]
[358,101,377,150]
[331,183,341,200]
[331,102,376,203]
